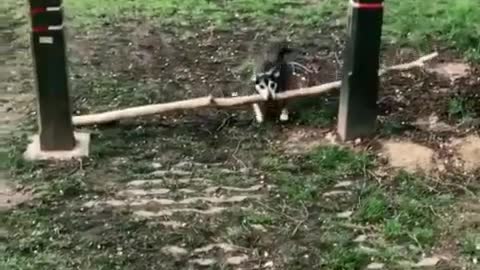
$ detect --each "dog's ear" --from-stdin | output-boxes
[273,70,281,78]
[250,72,257,82]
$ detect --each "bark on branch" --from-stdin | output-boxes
[73,52,438,126]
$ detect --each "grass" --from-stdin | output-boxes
[357,188,390,223]
[382,0,480,59]
[356,172,453,248]
[62,0,480,59]
[261,145,371,204]
[64,0,337,29]
[461,231,480,259]
[258,147,460,268]
[448,96,477,120]
[291,97,339,127]
[2,132,463,269]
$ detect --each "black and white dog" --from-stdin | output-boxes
[252,41,309,123]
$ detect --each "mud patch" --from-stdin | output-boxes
[0,178,32,211]
[380,140,436,173]
[282,127,331,154]
[427,62,470,81]
[453,135,480,171]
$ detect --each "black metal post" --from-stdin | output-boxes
[28,0,75,151]
[337,0,384,141]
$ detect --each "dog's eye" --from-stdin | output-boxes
[268,81,277,90]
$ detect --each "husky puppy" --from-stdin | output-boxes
[252,41,310,123]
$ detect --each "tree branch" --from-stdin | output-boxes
[73,52,438,126]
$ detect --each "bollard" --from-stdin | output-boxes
[28,0,76,151]
[337,0,384,141]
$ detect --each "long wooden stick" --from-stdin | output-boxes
[73,52,438,126]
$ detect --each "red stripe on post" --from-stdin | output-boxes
[357,3,383,9]
[31,7,46,15]
[33,26,48,33]
[351,0,384,9]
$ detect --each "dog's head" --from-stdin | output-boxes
[254,67,281,100]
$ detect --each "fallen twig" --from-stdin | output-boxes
[379,52,438,75]
[72,52,438,126]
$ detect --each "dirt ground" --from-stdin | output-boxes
[2,3,480,270]
[69,21,480,173]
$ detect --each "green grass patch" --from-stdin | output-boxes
[461,231,480,259]
[305,146,371,173]
[0,252,70,270]
[62,0,480,59]
[4,135,38,178]
[357,188,390,223]
[383,0,480,59]
[356,172,453,249]
[264,145,371,204]
[448,96,477,121]
[291,97,339,127]
[64,0,335,28]
[296,107,336,126]
[379,120,413,136]
[323,245,370,270]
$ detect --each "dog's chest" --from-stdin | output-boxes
[262,99,287,118]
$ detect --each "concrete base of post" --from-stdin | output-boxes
[23,132,91,161]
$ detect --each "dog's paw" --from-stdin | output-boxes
[279,109,289,122]
[256,114,265,123]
